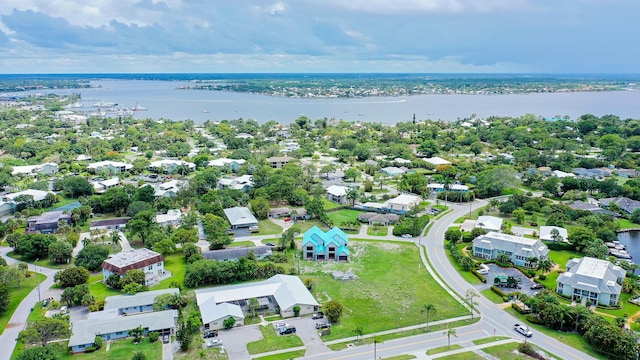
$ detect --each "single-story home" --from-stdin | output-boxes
[194,274,319,330]
[599,197,640,215]
[224,207,258,229]
[266,156,292,168]
[104,288,180,315]
[556,257,625,306]
[148,159,196,174]
[381,166,406,177]
[156,209,182,227]
[92,177,121,193]
[27,211,71,233]
[475,216,503,232]
[87,160,133,174]
[208,158,246,172]
[90,218,130,231]
[357,212,399,226]
[202,246,272,262]
[217,175,253,192]
[427,183,469,192]
[424,156,452,166]
[539,226,568,243]
[11,162,59,176]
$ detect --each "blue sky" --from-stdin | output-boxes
[0,0,637,73]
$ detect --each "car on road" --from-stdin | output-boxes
[279,326,297,335]
[265,242,276,246]
[206,339,223,347]
[312,311,324,319]
[163,334,170,344]
[401,234,413,238]
[514,323,533,337]
[530,283,544,290]
[274,322,289,329]
[203,330,218,338]
[315,322,331,329]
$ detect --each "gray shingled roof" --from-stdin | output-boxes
[104,288,179,311]
[223,207,258,227]
[202,246,272,261]
[558,257,625,295]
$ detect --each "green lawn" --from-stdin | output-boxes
[327,209,362,225]
[617,219,640,230]
[0,273,46,335]
[59,338,162,360]
[303,240,468,341]
[253,350,306,360]
[472,336,510,345]
[426,344,462,355]
[481,289,506,304]
[261,238,280,245]
[294,219,329,232]
[597,292,640,319]
[228,241,256,248]
[152,252,187,291]
[504,307,606,359]
[444,244,482,285]
[442,353,485,360]
[480,342,529,359]
[88,273,120,301]
[246,325,304,355]
[322,198,341,210]
[536,271,560,290]
[547,250,581,270]
[382,355,417,360]
[367,226,389,236]
[5,251,72,270]
[258,220,283,236]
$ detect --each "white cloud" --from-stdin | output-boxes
[317,0,530,14]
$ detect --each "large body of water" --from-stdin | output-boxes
[9,79,640,124]
[616,231,640,262]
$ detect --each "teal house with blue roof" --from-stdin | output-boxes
[302,226,350,262]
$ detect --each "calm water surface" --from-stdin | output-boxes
[11,79,640,124]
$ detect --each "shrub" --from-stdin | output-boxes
[512,303,531,314]
[94,336,103,349]
[223,317,236,329]
[538,274,547,281]
[471,269,487,283]
[491,286,507,298]
[526,314,545,325]
[293,305,301,317]
[85,346,97,353]
[148,331,159,343]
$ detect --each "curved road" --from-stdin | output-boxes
[424,200,597,360]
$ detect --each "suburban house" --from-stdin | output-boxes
[539,226,569,243]
[11,162,59,176]
[475,216,503,232]
[0,189,54,215]
[223,206,258,229]
[156,209,182,227]
[427,183,469,192]
[552,170,575,178]
[194,274,319,330]
[91,177,121,194]
[384,194,421,214]
[381,166,406,177]
[217,175,253,192]
[302,226,350,261]
[567,201,620,217]
[202,246,272,262]
[208,158,246,172]
[556,257,625,306]
[268,207,308,220]
[87,160,133,174]
[156,180,187,198]
[326,185,349,204]
[572,167,612,179]
[424,156,452,166]
[69,309,177,353]
[394,158,412,165]
[357,212,399,226]
[102,249,167,285]
[472,232,549,267]
[266,156,292,168]
[148,159,196,174]
[599,197,640,215]
[90,218,130,231]
[616,169,639,178]
[27,211,72,233]
[104,288,180,315]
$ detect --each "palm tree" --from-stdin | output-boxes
[558,305,575,331]
[351,326,364,342]
[443,177,453,203]
[443,325,457,349]
[537,258,554,274]
[290,209,298,223]
[465,289,479,319]
[421,304,437,330]
[111,230,121,247]
[550,228,562,243]
[346,187,360,206]
[573,305,592,332]
[489,198,500,212]
[82,236,91,247]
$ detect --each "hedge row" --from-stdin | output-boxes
[471,269,487,283]
[512,302,531,314]
[490,286,509,301]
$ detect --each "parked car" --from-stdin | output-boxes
[279,326,297,335]
[265,242,276,246]
[274,322,289,329]
[249,225,259,233]
[478,268,489,275]
[60,306,68,314]
[315,322,331,329]
[206,339,223,348]
[284,217,292,222]
[530,283,544,290]
[163,334,170,344]
[203,330,218,338]
[312,311,324,319]
[514,324,533,337]
[401,234,413,238]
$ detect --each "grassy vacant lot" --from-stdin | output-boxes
[258,220,283,235]
[253,350,306,360]
[327,209,362,225]
[617,219,639,230]
[444,244,482,285]
[442,353,485,360]
[367,226,389,236]
[547,250,580,270]
[228,241,256,248]
[505,307,606,360]
[536,271,560,290]
[295,219,329,232]
[301,240,468,341]
[382,355,417,360]
[481,289,505,304]
[59,338,162,360]
[0,273,46,335]
[246,325,304,354]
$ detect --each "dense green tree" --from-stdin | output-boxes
[249,197,270,219]
[201,213,232,250]
[152,238,176,257]
[20,317,71,346]
[126,200,153,217]
[48,241,73,264]
[75,244,110,272]
[0,284,9,314]
[15,346,61,360]
[475,166,519,198]
[55,266,90,288]
[325,300,344,323]
[127,210,158,245]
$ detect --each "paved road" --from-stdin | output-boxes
[424,200,598,360]
[0,247,59,360]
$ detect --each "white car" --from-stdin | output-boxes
[274,322,289,329]
[401,234,413,238]
[514,323,533,337]
[206,339,223,348]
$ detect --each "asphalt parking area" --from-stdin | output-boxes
[479,263,540,297]
[282,317,330,355]
[214,326,262,359]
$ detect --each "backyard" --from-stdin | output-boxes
[326,209,362,227]
[60,338,162,360]
[257,220,283,236]
[301,240,468,340]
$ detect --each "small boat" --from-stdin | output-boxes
[610,249,632,259]
[131,104,147,111]
[93,101,117,108]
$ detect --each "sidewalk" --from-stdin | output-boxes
[405,338,517,359]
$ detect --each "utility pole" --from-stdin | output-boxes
[34,259,41,303]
